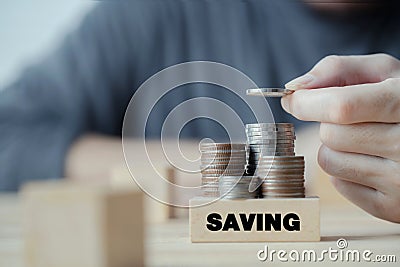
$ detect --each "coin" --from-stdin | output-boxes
[246,130,295,135]
[201,156,246,161]
[247,141,295,146]
[257,171,305,177]
[199,123,306,199]
[202,157,246,161]
[247,138,294,142]
[219,176,259,199]
[201,181,220,186]
[258,156,304,161]
[199,143,247,190]
[200,143,245,150]
[257,158,304,163]
[248,141,294,146]
[249,146,294,151]
[246,129,294,133]
[201,161,246,167]
[255,164,305,169]
[246,123,293,128]
[257,168,305,172]
[247,137,295,142]
[201,164,245,169]
[262,182,304,187]
[246,88,294,97]
[248,152,295,157]
[201,174,226,178]
[244,123,306,198]
[200,152,246,157]
[201,157,247,162]
[248,140,295,145]
[200,151,246,156]
[201,169,245,175]
[257,174,304,179]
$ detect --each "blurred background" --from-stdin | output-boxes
[1,1,400,266]
[0,0,351,202]
[0,0,96,89]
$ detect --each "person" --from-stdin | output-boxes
[0,0,399,223]
[283,54,400,223]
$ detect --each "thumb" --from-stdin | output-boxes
[285,54,400,90]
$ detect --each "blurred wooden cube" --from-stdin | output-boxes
[21,180,144,267]
[110,164,170,223]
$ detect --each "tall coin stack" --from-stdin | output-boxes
[245,123,305,198]
[200,143,246,197]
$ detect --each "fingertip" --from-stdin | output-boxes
[329,176,348,196]
[317,145,329,169]
[329,176,339,187]
[285,73,314,90]
[280,96,291,114]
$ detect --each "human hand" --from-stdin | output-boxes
[281,54,400,223]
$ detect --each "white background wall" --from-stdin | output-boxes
[0,0,96,89]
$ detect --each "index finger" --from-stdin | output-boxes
[281,79,400,124]
[285,54,400,90]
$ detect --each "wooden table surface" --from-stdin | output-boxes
[1,193,400,267]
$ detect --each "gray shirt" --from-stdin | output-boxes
[1,0,399,190]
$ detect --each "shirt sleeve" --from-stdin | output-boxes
[0,2,137,191]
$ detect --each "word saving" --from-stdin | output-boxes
[206,212,300,232]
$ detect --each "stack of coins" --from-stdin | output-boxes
[219,176,260,199]
[256,156,305,198]
[200,143,246,197]
[245,123,295,175]
[245,123,305,198]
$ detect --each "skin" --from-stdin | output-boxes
[282,54,400,223]
[305,0,383,13]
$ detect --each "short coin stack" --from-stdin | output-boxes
[219,176,260,199]
[245,123,305,198]
[200,143,246,197]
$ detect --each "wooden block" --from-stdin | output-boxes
[166,168,177,219]
[110,165,192,222]
[110,164,170,223]
[21,180,144,267]
[190,197,320,242]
